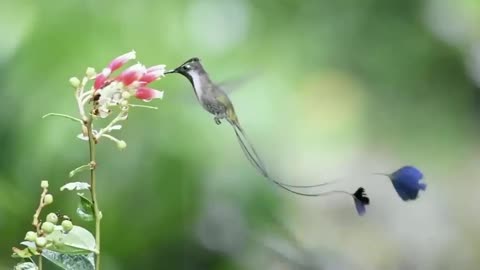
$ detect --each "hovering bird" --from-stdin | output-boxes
[165,58,368,214]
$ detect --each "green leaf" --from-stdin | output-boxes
[42,250,94,270]
[77,194,94,221]
[61,181,90,191]
[46,225,97,254]
[20,241,40,256]
[14,262,37,270]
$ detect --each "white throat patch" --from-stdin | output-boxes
[189,71,204,97]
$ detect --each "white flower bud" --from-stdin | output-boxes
[41,222,55,234]
[121,91,131,99]
[117,140,127,150]
[40,180,49,189]
[46,212,58,224]
[61,220,73,233]
[35,237,47,247]
[86,67,96,78]
[43,194,53,205]
[120,100,128,107]
[69,77,81,88]
[25,231,37,242]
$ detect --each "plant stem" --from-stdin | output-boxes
[86,118,101,269]
[39,255,43,270]
[32,186,48,233]
[95,111,127,139]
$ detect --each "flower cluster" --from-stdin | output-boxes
[68,51,167,149]
[91,51,165,118]
[18,51,168,269]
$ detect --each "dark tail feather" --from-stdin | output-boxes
[233,124,269,177]
[230,121,338,191]
[229,121,371,216]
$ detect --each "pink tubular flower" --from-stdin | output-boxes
[117,63,146,86]
[135,87,164,100]
[94,68,111,90]
[108,50,136,72]
[140,65,166,84]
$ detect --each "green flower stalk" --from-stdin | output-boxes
[58,51,167,269]
[13,51,168,270]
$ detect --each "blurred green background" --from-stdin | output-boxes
[1,0,480,269]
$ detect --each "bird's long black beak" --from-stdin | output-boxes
[165,68,178,74]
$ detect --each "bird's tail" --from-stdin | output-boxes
[230,120,268,177]
[228,120,343,196]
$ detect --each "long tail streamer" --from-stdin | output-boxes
[229,121,347,197]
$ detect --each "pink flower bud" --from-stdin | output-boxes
[108,50,136,72]
[94,68,111,90]
[117,63,146,86]
[135,87,164,100]
[140,65,166,84]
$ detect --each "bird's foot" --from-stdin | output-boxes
[214,117,222,125]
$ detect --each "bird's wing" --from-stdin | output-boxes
[178,74,258,105]
[217,72,259,94]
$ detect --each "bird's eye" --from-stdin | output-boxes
[183,65,190,70]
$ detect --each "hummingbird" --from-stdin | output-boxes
[165,58,369,213]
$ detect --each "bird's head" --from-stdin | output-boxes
[165,57,204,78]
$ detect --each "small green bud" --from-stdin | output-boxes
[40,180,49,189]
[46,213,58,224]
[86,67,96,78]
[61,220,73,232]
[117,140,127,150]
[43,194,53,205]
[35,237,47,247]
[69,77,81,88]
[24,231,37,242]
[41,222,55,234]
